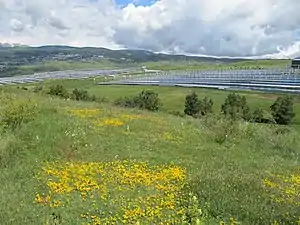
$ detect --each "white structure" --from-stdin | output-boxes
[141,66,161,75]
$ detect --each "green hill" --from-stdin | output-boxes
[0,45,291,77]
[0,81,300,224]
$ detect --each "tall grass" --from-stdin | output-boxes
[0,87,299,224]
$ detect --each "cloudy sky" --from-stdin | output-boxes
[1,0,300,58]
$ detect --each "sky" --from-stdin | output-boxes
[1,0,300,58]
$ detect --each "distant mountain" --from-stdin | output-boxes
[0,45,249,67]
[0,43,28,48]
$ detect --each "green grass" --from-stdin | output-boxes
[1,84,300,224]
[144,59,290,70]
[24,79,300,125]
[2,59,291,78]
[19,60,121,71]
[1,60,124,77]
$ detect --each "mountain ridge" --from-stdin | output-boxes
[0,44,251,66]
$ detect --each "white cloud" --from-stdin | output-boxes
[0,0,300,58]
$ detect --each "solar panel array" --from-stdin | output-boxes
[100,68,300,93]
[0,69,135,85]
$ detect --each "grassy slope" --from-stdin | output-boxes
[2,59,291,78]
[27,78,300,125]
[145,59,290,70]
[3,80,299,224]
[2,60,121,77]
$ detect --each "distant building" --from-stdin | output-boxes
[291,59,300,69]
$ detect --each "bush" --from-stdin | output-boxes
[221,93,250,121]
[251,108,264,123]
[184,93,213,118]
[184,92,200,118]
[115,90,162,111]
[33,85,43,93]
[48,85,69,99]
[0,98,38,129]
[71,89,90,101]
[270,95,295,125]
[115,96,140,108]
[199,97,213,116]
[204,116,239,144]
[137,90,162,111]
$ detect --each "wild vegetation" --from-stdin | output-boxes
[1,79,300,224]
[0,45,291,77]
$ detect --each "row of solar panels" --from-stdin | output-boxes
[99,81,300,93]
[0,68,135,85]
[158,68,300,75]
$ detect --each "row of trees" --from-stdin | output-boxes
[184,92,295,125]
[47,84,107,103]
[42,84,295,125]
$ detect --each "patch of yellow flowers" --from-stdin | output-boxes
[264,168,300,206]
[67,108,146,127]
[93,118,125,127]
[35,160,191,224]
[68,109,101,118]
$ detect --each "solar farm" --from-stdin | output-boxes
[1,67,300,93]
[0,69,134,85]
[100,68,300,93]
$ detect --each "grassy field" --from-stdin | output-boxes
[1,60,123,77]
[1,81,300,224]
[144,59,290,70]
[2,59,291,78]
[25,78,300,125]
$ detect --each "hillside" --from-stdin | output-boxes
[0,81,300,224]
[0,45,291,78]
[0,45,247,66]
[0,45,254,77]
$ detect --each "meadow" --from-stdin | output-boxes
[144,59,290,70]
[1,80,300,224]
[26,78,300,125]
[1,58,291,77]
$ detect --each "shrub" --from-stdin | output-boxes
[48,85,69,99]
[115,90,162,111]
[137,90,162,111]
[115,96,140,108]
[251,108,264,123]
[204,116,238,144]
[184,93,213,118]
[270,95,295,125]
[33,85,43,93]
[71,89,90,101]
[0,98,38,129]
[221,93,250,121]
[199,97,213,116]
[184,92,200,118]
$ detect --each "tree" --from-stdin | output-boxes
[71,88,89,101]
[114,90,162,111]
[251,108,264,123]
[137,90,162,111]
[184,92,200,117]
[270,95,295,125]
[115,96,140,108]
[199,97,213,116]
[221,93,250,120]
[48,84,69,99]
